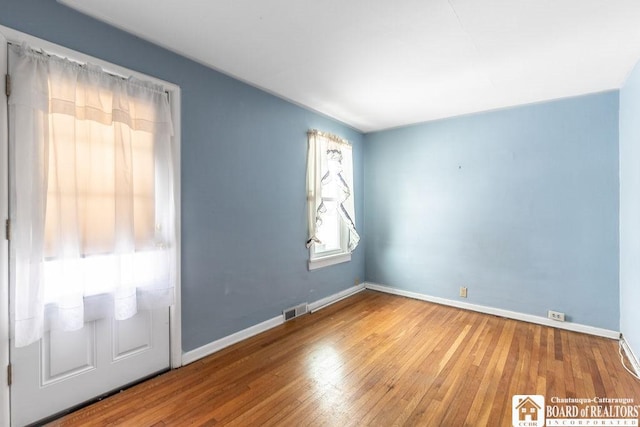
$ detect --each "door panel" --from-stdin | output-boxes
[113,310,152,360]
[11,308,169,426]
[44,324,97,384]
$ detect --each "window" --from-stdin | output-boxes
[306,130,359,270]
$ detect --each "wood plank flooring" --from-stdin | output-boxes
[48,290,640,426]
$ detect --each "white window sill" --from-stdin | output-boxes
[308,252,351,271]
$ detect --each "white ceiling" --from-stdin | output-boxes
[60,0,640,133]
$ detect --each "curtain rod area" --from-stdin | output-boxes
[7,41,170,96]
[307,129,351,146]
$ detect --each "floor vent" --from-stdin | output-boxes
[283,303,308,321]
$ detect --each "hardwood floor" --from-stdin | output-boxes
[49,290,640,426]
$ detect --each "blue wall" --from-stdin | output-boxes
[364,93,620,330]
[0,1,365,351]
[620,60,640,358]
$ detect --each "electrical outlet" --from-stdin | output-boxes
[459,287,467,298]
[548,310,565,322]
[355,277,360,287]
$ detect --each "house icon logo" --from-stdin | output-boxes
[512,395,545,427]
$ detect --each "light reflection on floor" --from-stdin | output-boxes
[306,344,345,416]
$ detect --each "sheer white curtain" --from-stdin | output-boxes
[9,43,176,347]
[306,130,359,253]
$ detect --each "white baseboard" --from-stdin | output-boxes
[308,283,365,313]
[621,336,640,376]
[182,315,283,365]
[364,282,620,340]
[182,283,366,366]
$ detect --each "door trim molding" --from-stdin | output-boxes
[0,23,183,425]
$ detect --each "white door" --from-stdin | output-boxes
[3,35,173,426]
[10,309,170,426]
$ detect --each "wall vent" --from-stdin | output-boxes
[283,303,308,321]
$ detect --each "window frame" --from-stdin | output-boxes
[308,217,351,270]
[307,130,355,270]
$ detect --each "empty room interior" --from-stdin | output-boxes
[2,0,640,426]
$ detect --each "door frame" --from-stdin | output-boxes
[0,24,183,426]
[1,29,9,427]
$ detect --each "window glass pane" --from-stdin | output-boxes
[44,113,156,258]
[315,201,341,254]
